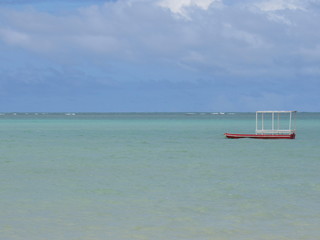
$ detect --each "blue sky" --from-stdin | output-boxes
[0,0,319,112]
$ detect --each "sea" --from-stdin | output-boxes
[0,112,319,240]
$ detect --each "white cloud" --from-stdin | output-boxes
[255,0,305,11]
[0,28,30,46]
[158,0,221,17]
[222,23,268,48]
[0,0,320,83]
[250,0,310,26]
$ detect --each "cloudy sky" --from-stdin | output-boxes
[0,0,319,112]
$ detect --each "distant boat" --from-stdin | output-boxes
[225,111,297,139]
[224,132,295,139]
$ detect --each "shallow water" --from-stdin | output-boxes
[1,112,319,240]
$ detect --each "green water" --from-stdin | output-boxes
[0,113,319,240]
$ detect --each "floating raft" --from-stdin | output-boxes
[225,111,297,140]
[224,133,295,139]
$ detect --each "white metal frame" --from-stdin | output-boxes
[255,111,296,135]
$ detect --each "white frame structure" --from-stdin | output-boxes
[255,111,296,135]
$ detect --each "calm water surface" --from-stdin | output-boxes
[0,112,319,240]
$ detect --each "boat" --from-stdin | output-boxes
[225,111,297,139]
[224,132,295,139]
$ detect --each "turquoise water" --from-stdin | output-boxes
[1,112,319,240]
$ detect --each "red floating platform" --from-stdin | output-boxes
[224,111,297,140]
[224,133,295,139]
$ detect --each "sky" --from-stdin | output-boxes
[0,0,320,112]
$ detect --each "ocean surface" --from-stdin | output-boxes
[1,112,319,240]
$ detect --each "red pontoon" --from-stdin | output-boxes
[224,133,295,139]
[225,111,297,139]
